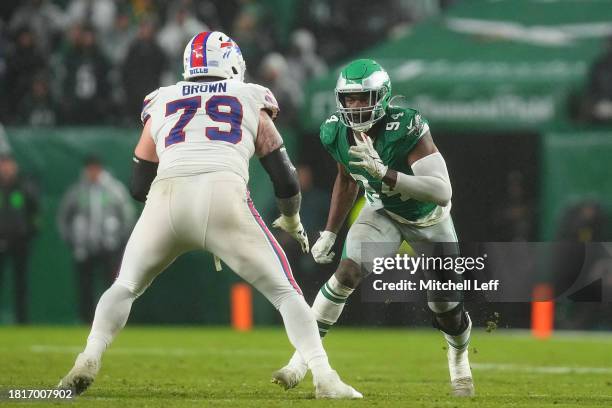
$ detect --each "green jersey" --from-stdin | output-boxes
[320,104,437,223]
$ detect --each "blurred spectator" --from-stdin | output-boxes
[66,0,116,36]
[556,201,608,243]
[5,27,47,122]
[293,0,342,61]
[286,29,327,84]
[192,0,224,32]
[0,154,40,324]
[212,0,240,33]
[59,25,112,124]
[232,1,273,70]
[157,0,225,32]
[394,0,441,22]
[121,18,166,122]
[259,52,303,126]
[582,36,612,122]
[0,24,8,119]
[0,1,21,22]
[294,0,436,62]
[127,0,158,22]
[100,10,136,68]
[57,156,135,323]
[16,72,57,126]
[0,123,10,155]
[157,1,208,79]
[8,0,65,54]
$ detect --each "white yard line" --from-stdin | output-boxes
[29,345,281,357]
[472,363,612,374]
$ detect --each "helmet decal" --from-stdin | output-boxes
[190,31,211,68]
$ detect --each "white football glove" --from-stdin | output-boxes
[348,133,388,180]
[272,214,310,253]
[311,231,337,264]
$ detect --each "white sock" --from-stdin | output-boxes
[443,313,472,351]
[287,350,307,372]
[83,283,137,361]
[313,275,354,336]
[286,275,355,371]
[444,313,472,381]
[278,293,332,378]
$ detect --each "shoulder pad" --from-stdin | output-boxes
[386,104,430,139]
[141,88,160,126]
[407,111,430,138]
[319,113,342,145]
[247,83,280,120]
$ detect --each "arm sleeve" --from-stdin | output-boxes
[130,156,158,203]
[259,146,299,199]
[393,152,452,207]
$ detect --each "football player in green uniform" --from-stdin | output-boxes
[272,59,474,397]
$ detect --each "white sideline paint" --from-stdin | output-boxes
[472,363,612,375]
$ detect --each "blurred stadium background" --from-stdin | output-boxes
[0,0,611,336]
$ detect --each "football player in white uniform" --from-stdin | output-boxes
[58,31,361,399]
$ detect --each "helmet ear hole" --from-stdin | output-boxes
[232,67,238,75]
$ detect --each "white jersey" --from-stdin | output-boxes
[141,80,279,183]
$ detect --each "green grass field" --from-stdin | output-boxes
[1,326,611,407]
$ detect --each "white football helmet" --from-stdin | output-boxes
[182,31,246,81]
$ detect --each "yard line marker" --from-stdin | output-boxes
[472,363,612,374]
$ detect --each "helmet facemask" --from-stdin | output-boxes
[336,86,389,132]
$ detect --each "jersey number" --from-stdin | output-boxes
[165,95,243,147]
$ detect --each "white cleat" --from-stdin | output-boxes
[314,370,363,399]
[451,376,475,397]
[447,344,475,397]
[57,353,100,396]
[271,364,307,390]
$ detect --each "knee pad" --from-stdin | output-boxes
[271,289,302,311]
[428,301,459,314]
[431,302,468,336]
[113,279,143,298]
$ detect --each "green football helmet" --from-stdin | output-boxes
[335,59,392,132]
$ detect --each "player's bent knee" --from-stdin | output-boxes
[251,273,303,310]
[431,302,468,336]
[113,278,147,298]
[271,289,303,311]
[428,301,459,314]
[335,259,363,289]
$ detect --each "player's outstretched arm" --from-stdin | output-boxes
[349,132,451,207]
[131,119,159,202]
[386,131,452,206]
[311,163,359,264]
[256,110,309,253]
